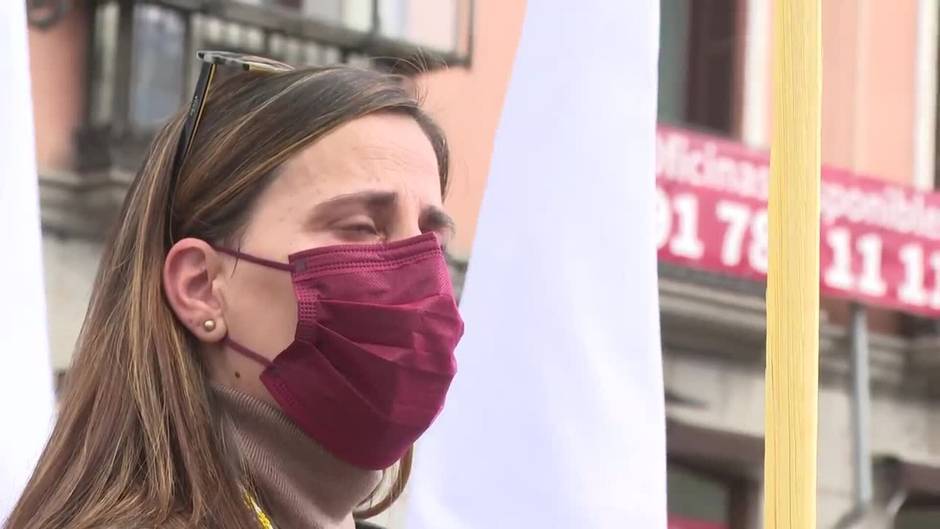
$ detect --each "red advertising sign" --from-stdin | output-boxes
[657,125,940,317]
[668,515,727,529]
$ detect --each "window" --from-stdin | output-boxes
[231,0,364,30]
[934,3,940,187]
[658,0,741,135]
[668,463,732,529]
[897,505,940,528]
[377,0,461,53]
[876,458,940,529]
[226,0,460,52]
[666,420,761,529]
[131,6,186,129]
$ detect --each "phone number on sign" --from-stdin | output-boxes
[656,184,940,316]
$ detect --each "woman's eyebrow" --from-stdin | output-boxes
[421,206,456,234]
[308,190,399,221]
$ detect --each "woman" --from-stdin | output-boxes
[5,51,464,529]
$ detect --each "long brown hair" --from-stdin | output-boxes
[5,65,449,529]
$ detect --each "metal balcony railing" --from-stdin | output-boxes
[79,0,473,172]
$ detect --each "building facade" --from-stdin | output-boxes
[24,0,940,528]
[659,1,940,529]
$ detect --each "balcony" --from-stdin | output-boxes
[39,0,474,238]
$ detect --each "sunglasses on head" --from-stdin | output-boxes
[167,50,294,244]
[172,50,294,178]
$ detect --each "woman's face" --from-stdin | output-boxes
[181,112,453,403]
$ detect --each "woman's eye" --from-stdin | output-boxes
[340,223,379,236]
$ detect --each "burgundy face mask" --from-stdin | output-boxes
[216,232,464,470]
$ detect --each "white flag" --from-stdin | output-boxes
[407,1,665,528]
[0,3,56,522]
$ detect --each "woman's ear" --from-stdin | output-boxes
[163,238,228,343]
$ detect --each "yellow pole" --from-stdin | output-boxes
[764,0,821,528]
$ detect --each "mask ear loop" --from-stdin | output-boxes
[210,244,295,366]
[212,245,295,272]
[225,338,274,367]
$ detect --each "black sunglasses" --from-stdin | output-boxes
[167,50,293,242]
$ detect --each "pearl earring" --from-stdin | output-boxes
[202,319,217,332]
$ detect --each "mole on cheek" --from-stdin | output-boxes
[234,371,241,379]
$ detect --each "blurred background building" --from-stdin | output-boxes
[658,2,940,529]
[22,0,940,528]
